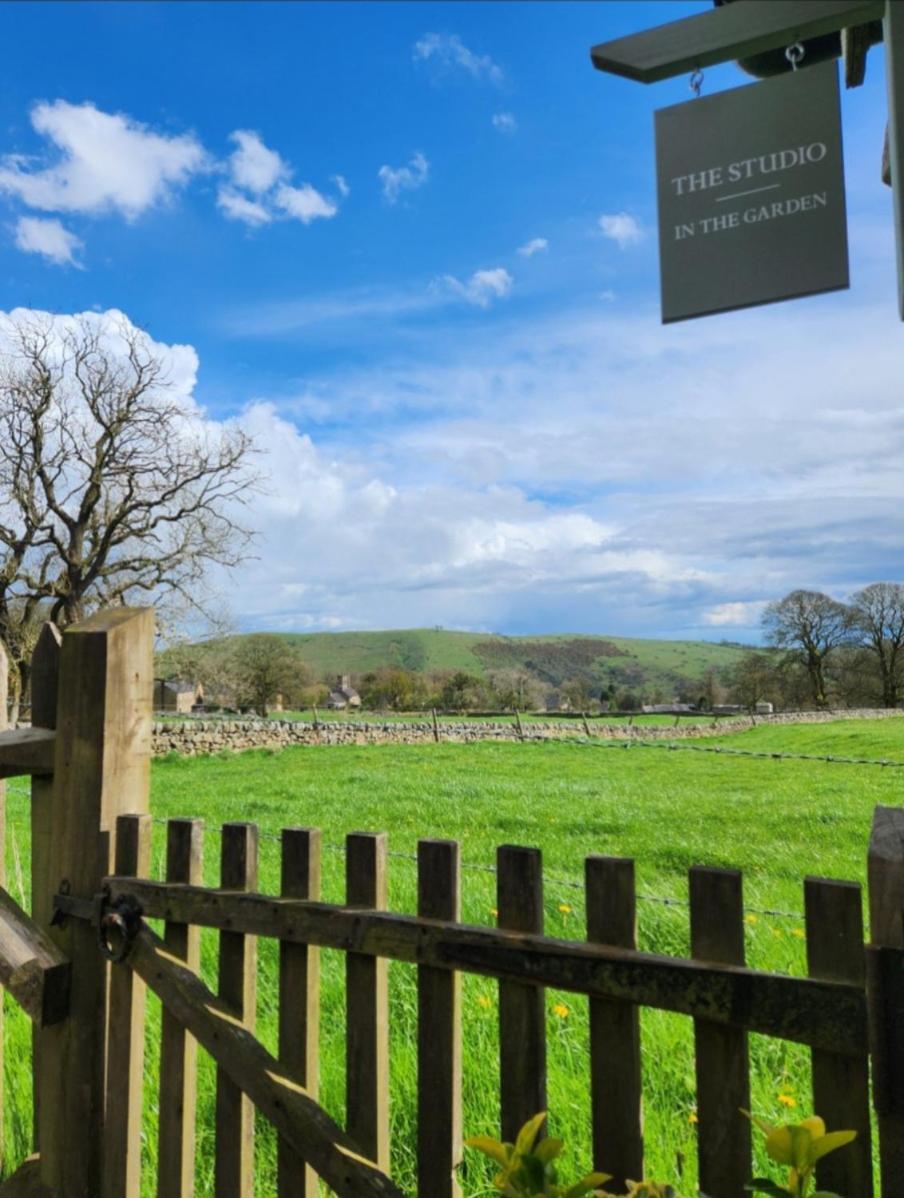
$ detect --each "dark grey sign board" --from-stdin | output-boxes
[655,60,848,323]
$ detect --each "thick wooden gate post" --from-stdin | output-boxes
[37,608,154,1198]
[867,804,904,1197]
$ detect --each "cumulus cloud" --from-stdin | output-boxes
[14,215,83,266]
[413,33,504,85]
[439,267,513,308]
[217,188,271,227]
[217,129,341,227]
[517,237,547,258]
[273,183,337,224]
[378,151,429,204]
[598,211,644,249]
[703,601,768,627]
[0,100,205,219]
[226,129,288,194]
[492,112,517,133]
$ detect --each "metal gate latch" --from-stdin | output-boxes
[52,885,144,964]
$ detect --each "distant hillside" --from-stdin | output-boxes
[232,628,756,697]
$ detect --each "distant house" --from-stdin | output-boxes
[154,679,204,714]
[327,675,361,710]
[641,702,696,714]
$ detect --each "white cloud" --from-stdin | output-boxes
[14,215,83,266]
[0,100,205,219]
[598,212,644,249]
[439,267,513,308]
[517,237,547,258]
[492,112,517,134]
[226,130,287,195]
[273,183,337,224]
[413,33,504,85]
[217,130,342,227]
[703,601,767,627]
[217,187,272,226]
[378,152,429,204]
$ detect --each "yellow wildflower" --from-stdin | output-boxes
[553,1002,570,1019]
[558,902,573,915]
[745,914,758,925]
[477,995,491,1010]
[791,928,805,939]
[778,1094,797,1108]
[489,907,499,918]
[689,1111,698,1125]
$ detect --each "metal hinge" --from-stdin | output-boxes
[52,883,143,964]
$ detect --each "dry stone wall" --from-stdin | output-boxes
[152,708,904,758]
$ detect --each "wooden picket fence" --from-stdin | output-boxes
[0,607,901,1198]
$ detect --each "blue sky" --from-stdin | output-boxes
[0,1,900,642]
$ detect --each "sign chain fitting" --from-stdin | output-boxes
[689,67,704,98]
[785,42,805,71]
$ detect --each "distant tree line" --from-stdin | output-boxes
[155,583,904,718]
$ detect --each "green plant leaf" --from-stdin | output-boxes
[464,1135,511,1168]
[514,1112,547,1158]
[534,1137,564,1165]
[561,1172,612,1197]
[811,1130,857,1162]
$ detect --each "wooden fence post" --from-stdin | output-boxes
[868,805,904,1197]
[29,623,61,1153]
[37,607,154,1198]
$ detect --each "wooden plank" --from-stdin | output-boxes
[0,1156,51,1198]
[498,846,546,1143]
[215,823,258,1198]
[38,607,154,1198]
[30,623,60,1154]
[690,868,750,1198]
[885,0,904,320]
[805,878,872,1198]
[585,856,642,1190]
[157,819,203,1198]
[128,922,405,1198]
[590,0,884,83]
[0,729,55,780]
[0,886,69,1024]
[346,833,389,1170]
[278,829,321,1198]
[867,805,904,1195]
[104,814,152,1198]
[106,877,868,1055]
[417,840,461,1198]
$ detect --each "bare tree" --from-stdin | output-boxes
[761,589,853,708]
[850,582,904,708]
[0,313,258,697]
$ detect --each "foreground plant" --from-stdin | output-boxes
[743,1111,856,1198]
[464,1112,611,1197]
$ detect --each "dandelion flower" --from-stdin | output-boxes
[791,928,805,939]
[558,903,572,915]
[778,1094,797,1108]
[689,1112,698,1125]
[489,907,499,918]
[745,914,759,925]
[553,1002,570,1019]
[477,995,492,1010]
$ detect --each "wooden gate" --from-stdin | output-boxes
[0,607,901,1198]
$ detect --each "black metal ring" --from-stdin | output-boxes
[98,896,143,963]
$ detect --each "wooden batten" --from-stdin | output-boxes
[105,877,868,1055]
[0,886,69,1025]
[0,728,56,780]
[128,922,405,1198]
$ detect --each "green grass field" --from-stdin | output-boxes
[3,716,900,1194]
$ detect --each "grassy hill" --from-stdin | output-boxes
[235,628,755,696]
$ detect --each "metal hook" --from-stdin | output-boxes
[689,68,704,98]
[785,43,805,72]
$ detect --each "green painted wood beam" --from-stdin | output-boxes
[591,0,886,83]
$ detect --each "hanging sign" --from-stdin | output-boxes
[654,60,848,323]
